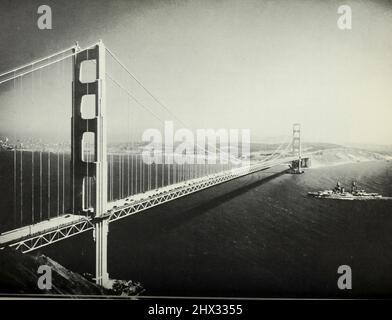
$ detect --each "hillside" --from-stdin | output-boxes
[0,248,108,295]
[308,147,392,168]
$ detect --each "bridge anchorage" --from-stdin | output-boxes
[0,39,312,289]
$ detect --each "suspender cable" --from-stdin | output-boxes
[141,154,143,192]
[118,154,124,199]
[135,153,138,194]
[131,153,134,196]
[13,149,16,227]
[123,155,125,197]
[109,154,112,201]
[140,153,143,192]
[127,96,130,197]
[204,152,207,177]
[119,154,121,199]
[142,155,144,192]
[135,154,138,194]
[196,157,199,178]
[131,99,134,196]
[139,154,142,192]
[61,61,65,213]
[131,129,134,196]
[112,154,114,200]
[146,160,148,191]
[120,154,125,199]
[86,50,89,211]
[155,160,158,189]
[120,155,123,198]
[20,150,23,226]
[173,162,176,185]
[109,154,111,201]
[107,154,110,201]
[118,155,121,199]
[168,161,170,186]
[57,150,60,216]
[31,65,35,224]
[112,154,114,201]
[40,151,42,221]
[85,141,88,209]
[150,161,153,190]
[62,151,65,214]
[19,77,23,226]
[72,65,75,214]
[111,154,114,200]
[90,148,92,207]
[162,153,164,188]
[111,154,112,200]
[188,155,193,180]
[148,162,151,190]
[32,151,34,223]
[48,152,50,219]
[13,74,17,227]
[189,161,191,180]
[117,154,119,199]
[122,155,124,198]
[147,161,149,191]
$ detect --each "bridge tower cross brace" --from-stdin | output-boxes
[71,40,109,287]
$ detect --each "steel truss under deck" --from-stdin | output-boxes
[8,219,94,253]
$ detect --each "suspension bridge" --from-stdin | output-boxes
[0,40,311,287]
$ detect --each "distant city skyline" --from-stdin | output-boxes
[1,0,392,145]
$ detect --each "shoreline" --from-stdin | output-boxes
[309,159,391,169]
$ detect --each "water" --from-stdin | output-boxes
[35,160,392,298]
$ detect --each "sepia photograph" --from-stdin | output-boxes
[0,0,392,313]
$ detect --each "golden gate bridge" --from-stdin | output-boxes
[0,40,311,287]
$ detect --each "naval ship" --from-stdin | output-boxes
[308,181,382,200]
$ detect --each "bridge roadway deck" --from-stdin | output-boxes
[0,156,304,252]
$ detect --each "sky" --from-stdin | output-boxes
[0,0,392,145]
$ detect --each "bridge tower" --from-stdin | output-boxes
[292,123,302,173]
[71,40,109,287]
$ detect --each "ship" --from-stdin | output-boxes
[308,181,382,200]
